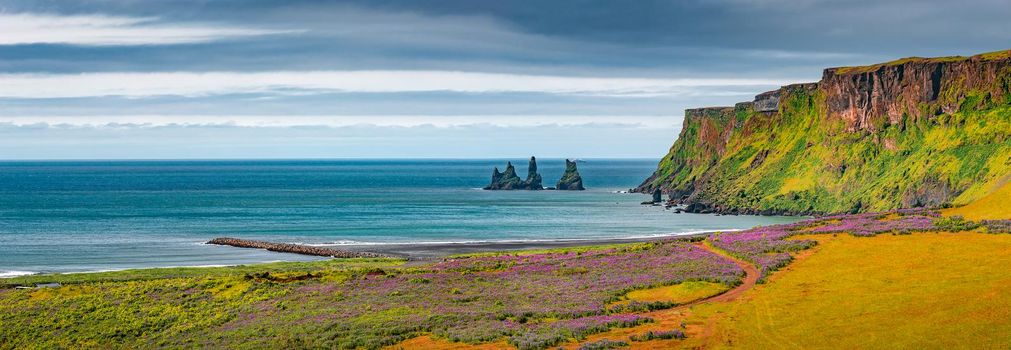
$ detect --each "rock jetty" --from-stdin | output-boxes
[555,159,585,190]
[207,237,393,258]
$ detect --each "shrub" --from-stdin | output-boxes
[629,329,687,341]
[578,339,629,350]
[933,216,981,232]
[981,219,1011,234]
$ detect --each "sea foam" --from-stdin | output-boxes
[0,271,37,278]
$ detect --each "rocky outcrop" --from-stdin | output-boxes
[753,90,780,113]
[485,162,524,190]
[207,237,393,258]
[485,157,544,190]
[822,53,1011,132]
[636,49,1011,215]
[634,104,746,204]
[556,159,585,190]
[525,156,543,190]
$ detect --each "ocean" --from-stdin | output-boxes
[0,159,800,276]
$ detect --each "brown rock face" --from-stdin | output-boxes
[633,104,746,196]
[821,52,1011,132]
[752,90,780,113]
[687,106,739,161]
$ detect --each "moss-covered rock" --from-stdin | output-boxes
[556,159,585,190]
[485,157,544,190]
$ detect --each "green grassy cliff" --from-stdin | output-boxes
[638,50,1011,214]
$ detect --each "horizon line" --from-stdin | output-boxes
[0,157,660,162]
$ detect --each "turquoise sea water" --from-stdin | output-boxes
[0,159,799,275]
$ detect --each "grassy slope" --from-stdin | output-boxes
[646,87,1011,214]
[944,181,1011,220]
[621,281,728,305]
[0,259,403,349]
[685,232,1011,349]
[606,281,729,309]
[0,258,404,287]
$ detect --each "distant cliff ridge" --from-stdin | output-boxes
[637,50,1011,215]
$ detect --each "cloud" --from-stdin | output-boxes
[0,120,681,159]
[0,71,787,98]
[0,12,298,46]
[0,115,678,129]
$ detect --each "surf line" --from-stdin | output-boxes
[206,237,397,259]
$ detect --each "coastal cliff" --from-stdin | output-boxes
[637,50,1011,214]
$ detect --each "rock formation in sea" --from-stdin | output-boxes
[525,156,543,190]
[635,49,1011,215]
[485,157,543,190]
[555,159,585,190]
[641,189,663,205]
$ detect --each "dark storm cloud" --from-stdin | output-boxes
[5,0,1007,76]
[0,0,1007,158]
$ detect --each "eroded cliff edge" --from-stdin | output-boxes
[636,50,1011,215]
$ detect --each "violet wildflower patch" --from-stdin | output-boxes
[209,240,741,349]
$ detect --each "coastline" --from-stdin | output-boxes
[2,231,721,279]
[285,231,719,260]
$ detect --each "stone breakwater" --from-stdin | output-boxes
[206,237,394,258]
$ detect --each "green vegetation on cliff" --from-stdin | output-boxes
[556,159,586,190]
[639,50,1011,214]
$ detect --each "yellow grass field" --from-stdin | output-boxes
[679,232,1011,349]
[401,222,1011,349]
[945,181,1011,220]
[614,281,730,306]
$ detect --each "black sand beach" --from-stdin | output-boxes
[212,232,715,261]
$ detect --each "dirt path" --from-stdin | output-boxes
[692,242,759,304]
[552,242,762,349]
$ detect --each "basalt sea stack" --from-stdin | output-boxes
[485,156,543,190]
[636,50,1011,215]
[556,159,585,190]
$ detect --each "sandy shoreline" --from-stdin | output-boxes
[333,232,715,260]
[2,233,720,279]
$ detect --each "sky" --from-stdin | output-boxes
[1,0,1009,159]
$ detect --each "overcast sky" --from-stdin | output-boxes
[2,0,1009,159]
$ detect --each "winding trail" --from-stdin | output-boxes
[691,241,759,304]
[389,240,762,350]
[552,242,761,349]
